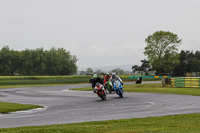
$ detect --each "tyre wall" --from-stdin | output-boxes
[163,77,200,88]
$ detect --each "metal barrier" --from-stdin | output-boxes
[130,76,171,79]
[163,77,200,88]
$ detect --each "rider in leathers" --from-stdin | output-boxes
[110,72,123,86]
[91,74,104,92]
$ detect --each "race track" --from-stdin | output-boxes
[1,82,200,128]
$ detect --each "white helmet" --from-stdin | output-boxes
[112,72,116,78]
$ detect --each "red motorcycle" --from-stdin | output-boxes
[94,83,106,100]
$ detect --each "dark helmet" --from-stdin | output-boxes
[106,73,110,78]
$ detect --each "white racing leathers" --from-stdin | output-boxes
[110,75,123,85]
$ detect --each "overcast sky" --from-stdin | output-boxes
[0,0,200,69]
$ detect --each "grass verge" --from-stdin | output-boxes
[0,84,63,89]
[0,83,86,89]
[0,113,200,133]
[0,75,160,86]
[0,102,43,114]
[125,83,200,96]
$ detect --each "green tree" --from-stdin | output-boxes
[132,59,151,76]
[11,50,21,75]
[110,68,124,75]
[58,48,78,75]
[0,46,12,75]
[144,31,182,75]
[173,50,194,76]
[86,68,94,74]
[140,59,151,75]
[19,49,33,75]
[45,47,78,75]
[188,58,200,72]
[132,65,142,75]
[195,51,200,60]
[94,69,102,74]
[0,46,78,76]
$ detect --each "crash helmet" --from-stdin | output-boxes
[106,73,110,78]
[93,74,98,78]
[111,72,116,78]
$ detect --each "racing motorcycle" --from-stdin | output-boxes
[112,79,123,98]
[94,82,106,100]
[135,77,142,84]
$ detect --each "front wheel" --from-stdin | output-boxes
[106,83,112,94]
[99,91,106,100]
[108,89,112,93]
[102,95,106,100]
[118,89,123,98]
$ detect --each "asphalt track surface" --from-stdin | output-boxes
[1,82,200,128]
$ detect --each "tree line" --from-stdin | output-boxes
[0,46,78,76]
[173,50,200,76]
[132,31,200,76]
[133,50,200,76]
[82,68,132,75]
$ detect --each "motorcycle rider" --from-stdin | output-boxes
[110,72,123,86]
[104,73,112,83]
[135,76,142,84]
[91,74,104,93]
[104,73,113,91]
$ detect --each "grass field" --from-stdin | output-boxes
[0,113,200,133]
[0,75,91,85]
[125,83,200,96]
[0,102,42,114]
[0,75,161,86]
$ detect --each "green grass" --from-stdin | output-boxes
[0,75,92,86]
[124,83,200,96]
[0,83,86,89]
[0,75,91,80]
[70,86,92,91]
[0,75,161,86]
[71,83,200,96]
[0,113,200,133]
[0,102,43,114]
[0,84,60,89]
[0,78,89,86]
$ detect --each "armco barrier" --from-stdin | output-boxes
[175,78,185,88]
[130,76,171,79]
[164,77,200,88]
[171,78,175,87]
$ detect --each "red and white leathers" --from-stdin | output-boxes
[104,74,112,83]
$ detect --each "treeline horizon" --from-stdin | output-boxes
[133,50,200,76]
[0,46,78,76]
[1,45,200,76]
[173,50,200,76]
